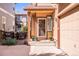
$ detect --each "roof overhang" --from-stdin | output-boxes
[24,6,55,11]
[57,3,79,17]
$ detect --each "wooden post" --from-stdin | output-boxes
[27,12,31,41]
[57,17,60,49]
[52,13,54,41]
[54,4,60,49]
[31,14,35,36]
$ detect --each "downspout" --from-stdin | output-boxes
[56,3,79,49]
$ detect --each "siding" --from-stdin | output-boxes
[0,3,15,14]
[60,6,79,56]
[58,3,70,13]
[0,3,15,32]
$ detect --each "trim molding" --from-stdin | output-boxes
[0,7,15,18]
[57,3,79,17]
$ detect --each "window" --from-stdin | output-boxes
[2,16,6,31]
[2,16,6,24]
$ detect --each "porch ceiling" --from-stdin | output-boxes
[30,10,54,14]
[24,6,54,17]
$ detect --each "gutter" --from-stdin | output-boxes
[57,3,79,17]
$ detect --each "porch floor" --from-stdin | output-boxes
[28,40,68,56]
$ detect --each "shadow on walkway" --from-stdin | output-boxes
[31,53,68,56]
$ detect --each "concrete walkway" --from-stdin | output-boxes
[0,45,30,56]
[0,40,68,56]
[29,46,68,56]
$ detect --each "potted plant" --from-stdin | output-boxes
[49,37,54,41]
[32,36,36,41]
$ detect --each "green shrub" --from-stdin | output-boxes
[23,26,28,32]
[1,37,16,45]
[32,36,36,41]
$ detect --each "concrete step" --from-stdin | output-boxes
[29,40,56,46]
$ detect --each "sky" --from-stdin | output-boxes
[15,3,31,14]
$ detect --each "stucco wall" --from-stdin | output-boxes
[0,3,15,32]
[60,6,79,56]
[53,4,59,46]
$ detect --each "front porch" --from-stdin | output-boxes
[24,6,55,41]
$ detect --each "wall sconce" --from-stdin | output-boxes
[54,16,58,22]
[55,17,57,22]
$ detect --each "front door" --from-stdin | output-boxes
[37,18,46,38]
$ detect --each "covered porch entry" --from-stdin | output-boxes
[24,6,55,41]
